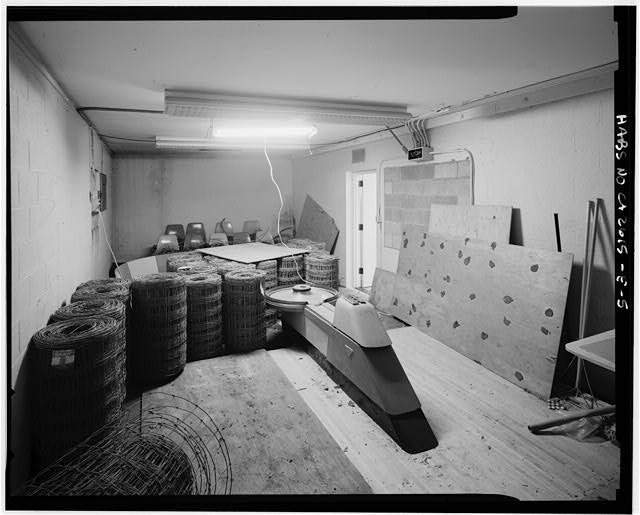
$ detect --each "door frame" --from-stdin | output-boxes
[345,168,377,289]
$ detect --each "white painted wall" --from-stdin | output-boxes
[292,89,615,397]
[112,154,293,261]
[9,39,114,491]
[428,89,615,339]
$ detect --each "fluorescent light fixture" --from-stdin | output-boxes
[165,90,412,126]
[214,125,317,139]
[155,137,240,151]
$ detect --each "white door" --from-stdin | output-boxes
[353,171,377,288]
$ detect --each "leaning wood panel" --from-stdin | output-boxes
[428,204,512,242]
[391,226,573,399]
[369,268,397,313]
[296,195,340,254]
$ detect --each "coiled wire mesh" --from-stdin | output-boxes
[304,253,340,289]
[131,273,187,387]
[185,273,224,361]
[70,282,131,305]
[277,255,305,286]
[21,392,232,496]
[48,298,127,400]
[286,238,327,252]
[256,260,278,290]
[166,253,205,272]
[31,317,125,471]
[224,269,266,353]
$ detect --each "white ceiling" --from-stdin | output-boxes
[15,7,618,154]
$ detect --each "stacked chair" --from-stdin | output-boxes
[184,223,207,251]
[164,225,185,250]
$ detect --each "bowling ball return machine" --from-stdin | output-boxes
[265,284,438,453]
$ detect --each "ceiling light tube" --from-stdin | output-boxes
[155,137,240,150]
[214,126,317,139]
[165,90,412,126]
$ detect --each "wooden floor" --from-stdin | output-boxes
[269,327,620,500]
[149,349,371,495]
[148,326,619,499]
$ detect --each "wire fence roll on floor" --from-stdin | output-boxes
[70,281,131,305]
[30,317,125,472]
[256,260,278,290]
[70,279,133,393]
[278,255,305,286]
[224,269,267,353]
[185,273,224,361]
[131,273,187,387]
[21,392,233,496]
[48,298,127,400]
[304,253,340,289]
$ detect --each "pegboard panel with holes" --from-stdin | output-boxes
[390,226,573,399]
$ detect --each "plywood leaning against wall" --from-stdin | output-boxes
[296,195,340,253]
[428,204,512,242]
[369,268,397,314]
[389,226,573,399]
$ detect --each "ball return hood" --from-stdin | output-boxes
[265,285,438,453]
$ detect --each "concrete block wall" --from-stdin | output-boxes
[112,154,293,262]
[383,160,471,249]
[8,37,114,491]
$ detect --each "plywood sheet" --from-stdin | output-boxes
[391,226,573,399]
[429,204,512,242]
[369,268,397,313]
[198,242,307,263]
[150,350,371,494]
[296,195,339,253]
[122,256,158,278]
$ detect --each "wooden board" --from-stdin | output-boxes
[198,242,307,264]
[392,226,573,399]
[268,328,619,499]
[119,256,157,279]
[429,204,512,242]
[149,350,371,494]
[565,329,615,372]
[369,268,397,313]
[296,195,340,254]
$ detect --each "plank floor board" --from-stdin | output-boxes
[269,327,619,500]
[146,349,372,495]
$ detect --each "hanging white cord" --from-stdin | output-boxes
[263,136,310,284]
[97,208,122,278]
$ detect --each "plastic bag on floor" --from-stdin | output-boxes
[541,415,607,442]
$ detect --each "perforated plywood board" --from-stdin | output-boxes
[296,195,340,253]
[429,204,512,242]
[391,226,573,399]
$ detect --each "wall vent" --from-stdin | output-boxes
[352,148,366,164]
